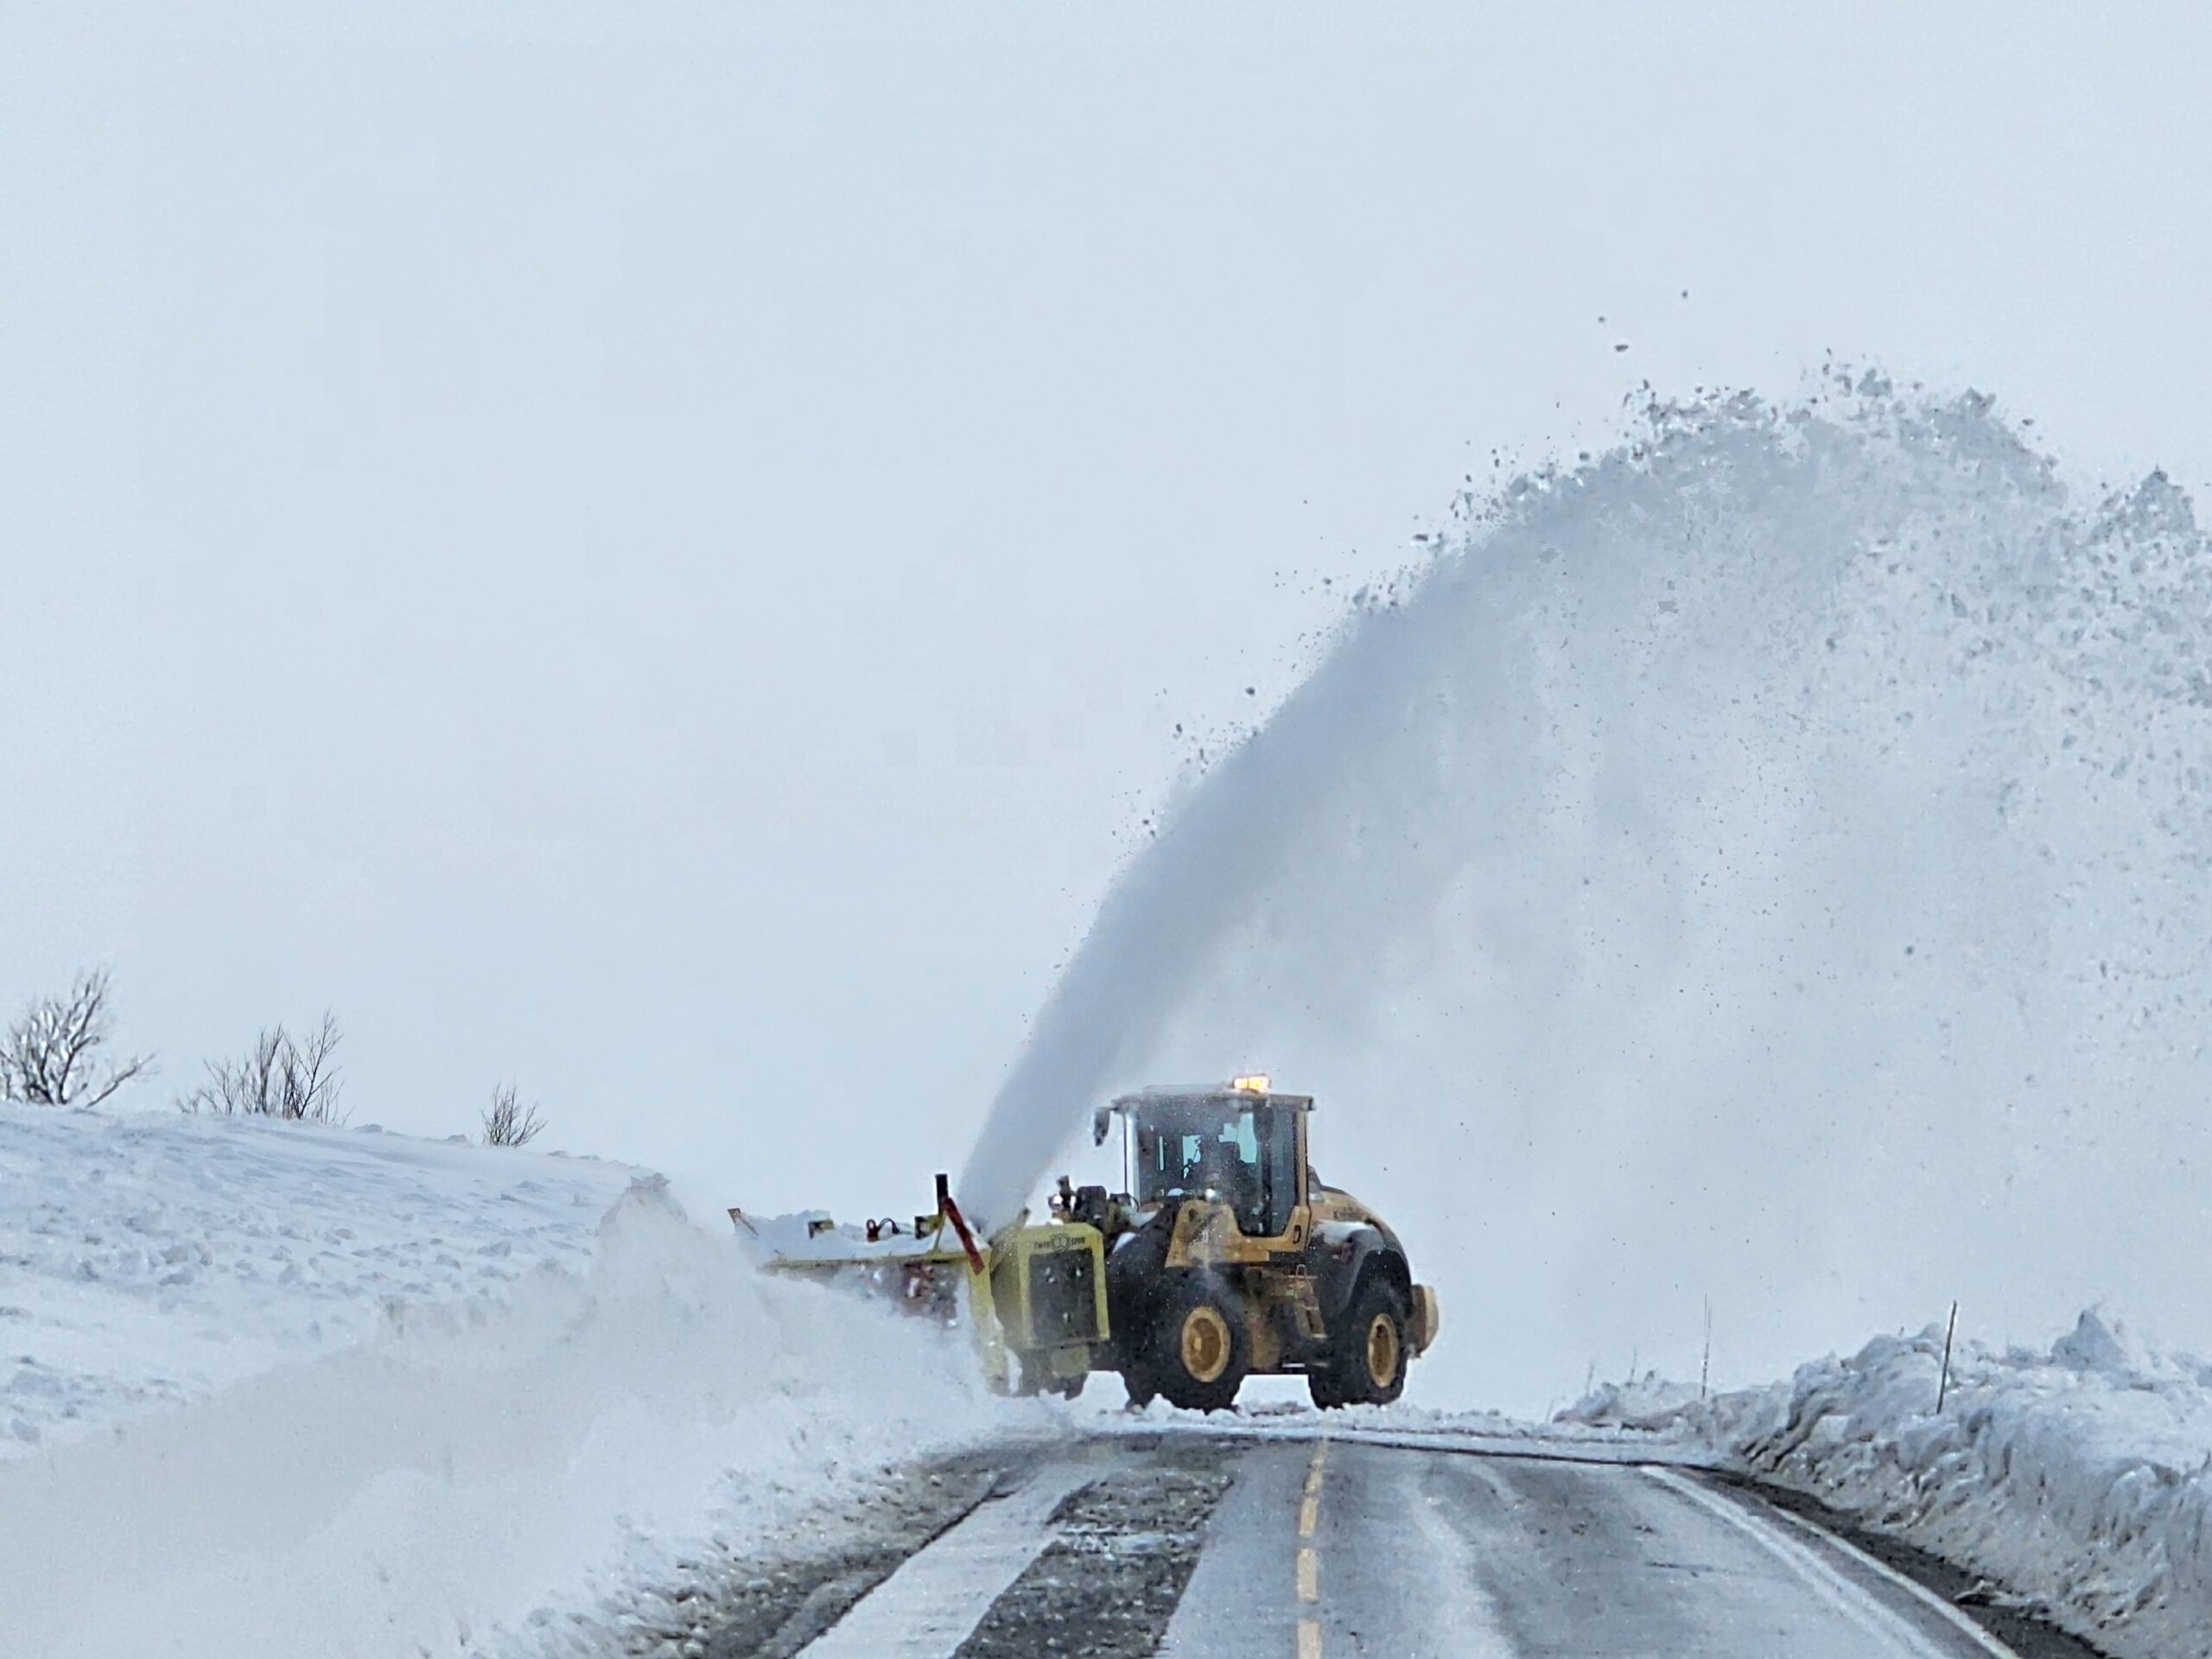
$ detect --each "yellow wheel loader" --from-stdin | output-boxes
[738,1077,1439,1412]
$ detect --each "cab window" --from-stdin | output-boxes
[1133,1099,1296,1237]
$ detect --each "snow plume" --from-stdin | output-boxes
[961,372,2212,1413]
[0,1175,998,1659]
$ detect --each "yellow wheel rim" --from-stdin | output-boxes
[1180,1306,1233,1383]
[1365,1313,1401,1389]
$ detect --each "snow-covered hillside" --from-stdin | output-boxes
[0,1105,1008,1659]
[1566,1315,2212,1659]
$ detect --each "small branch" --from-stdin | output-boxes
[173,1015,344,1123]
[1,969,154,1109]
[480,1082,545,1147]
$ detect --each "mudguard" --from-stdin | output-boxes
[1307,1219,1411,1328]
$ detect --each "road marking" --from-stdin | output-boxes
[1644,1467,2020,1658]
[1754,1491,2021,1659]
[1643,1468,1919,1653]
[1294,1438,1327,1656]
[797,1462,1093,1659]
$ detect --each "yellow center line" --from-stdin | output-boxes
[1295,1436,1330,1657]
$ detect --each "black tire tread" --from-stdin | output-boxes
[1322,1276,1409,1406]
[1147,1277,1250,1412]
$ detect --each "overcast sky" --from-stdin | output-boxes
[7,0,2212,1231]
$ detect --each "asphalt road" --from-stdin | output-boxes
[677,1430,2101,1659]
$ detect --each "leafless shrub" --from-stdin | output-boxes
[480,1082,544,1148]
[179,1014,346,1124]
[0,969,153,1109]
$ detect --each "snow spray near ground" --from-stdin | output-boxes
[0,1108,1007,1659]
[1566,1313,2212,1659]
[960,373,2212,1413]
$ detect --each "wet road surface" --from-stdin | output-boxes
[667,1430,2101,1659]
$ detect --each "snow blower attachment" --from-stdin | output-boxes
[733,1173,1107,1395]
[737,1079,1438,1409]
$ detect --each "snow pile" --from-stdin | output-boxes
[1548,1371,1707,1432]
[0,1105,639,1452]
[1576,1313,2212,1659]
[0,1108,1008,1659]
[962,374,2212,1414]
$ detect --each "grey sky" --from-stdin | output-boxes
[7,0,2210,1246]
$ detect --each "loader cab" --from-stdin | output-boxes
[1100,1078,1312,1243]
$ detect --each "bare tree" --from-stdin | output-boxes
[0,969,154,1109]
[480,1082,544,1148]
[178,1014,346,1124]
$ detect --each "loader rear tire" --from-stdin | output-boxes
[1146,1280,1249,1412]
[1320,1277,1408,1407]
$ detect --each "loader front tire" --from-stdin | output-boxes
[1146,1280,1249,1412]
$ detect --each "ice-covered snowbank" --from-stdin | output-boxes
[1567,1313,2212,1659]
[0,1108,1014,1658]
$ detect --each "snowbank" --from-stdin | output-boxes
[0,1104,640,1452]
[0,1107,1014,1658]
[1565,1313,2212,1659]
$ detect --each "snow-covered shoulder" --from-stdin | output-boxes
[0,1106,1021,1659]
[1560,1314,2212,1659]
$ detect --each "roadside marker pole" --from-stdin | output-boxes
[1937,1301,1959,1414]
[1700,1297,1713,1402]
